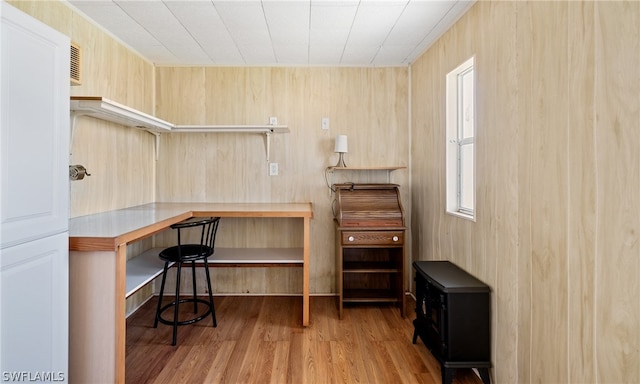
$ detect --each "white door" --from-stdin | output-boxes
[0,233,68,381]
[1,1,69,247]
[0,2,70,380]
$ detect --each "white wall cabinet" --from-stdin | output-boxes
[1,2,70,380]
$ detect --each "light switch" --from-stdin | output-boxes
[321,117,330,130]
[269,162,278,176]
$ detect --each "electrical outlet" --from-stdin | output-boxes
[269,116,278,126]
[269,162,278,176]
[321,117,330,130]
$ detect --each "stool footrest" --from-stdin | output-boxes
[156,298,214,327]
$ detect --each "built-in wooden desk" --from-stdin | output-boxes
[68,202,313,384]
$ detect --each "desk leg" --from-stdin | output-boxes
[115,244,127,383]
[69,250,118,383]
[303,217,310,326]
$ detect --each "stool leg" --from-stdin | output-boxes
[154,262,169,328]
[442,367,455,384]
[203,258,217,327]
[479,368,491,384]
[191,260,197,313]
[172,262,182,346]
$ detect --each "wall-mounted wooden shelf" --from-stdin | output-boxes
[171,125,289,161]
[70,96,288,161]
[325,165,406,186]
[172,125,289,134]
[327,166,406,171]
[70,96,173,132]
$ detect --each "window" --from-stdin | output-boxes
[446,57,475,220]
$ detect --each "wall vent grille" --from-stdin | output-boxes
[70,42,81,86]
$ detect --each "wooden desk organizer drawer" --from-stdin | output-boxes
[341,231,404,246]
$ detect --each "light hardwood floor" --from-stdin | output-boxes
[126,296,483,384]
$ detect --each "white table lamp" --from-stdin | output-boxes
[334,135,348,167]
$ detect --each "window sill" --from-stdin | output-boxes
[446,210,476,222]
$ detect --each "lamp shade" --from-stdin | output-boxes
[334,135,348,153]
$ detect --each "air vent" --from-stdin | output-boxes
[70,42,81,86]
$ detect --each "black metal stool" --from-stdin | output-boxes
[153,217,220,345]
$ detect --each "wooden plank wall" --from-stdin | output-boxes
[410,1,639,383]
[153,67,410,295]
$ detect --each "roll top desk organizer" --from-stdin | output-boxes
[412,260,491,384]
[333,183,406,319]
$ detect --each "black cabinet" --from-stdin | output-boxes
[412,261,491,384]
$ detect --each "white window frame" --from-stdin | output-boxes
[445,56,476,221]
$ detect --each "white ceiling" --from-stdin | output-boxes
[66,0,474,67]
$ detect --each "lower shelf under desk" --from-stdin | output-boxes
[126,247,304,298]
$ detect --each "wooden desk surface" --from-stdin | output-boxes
[68,202,314,382]
[69,202,314,251]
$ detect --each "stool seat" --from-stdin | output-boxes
[159,244,213,262]
[153,217,220,345]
